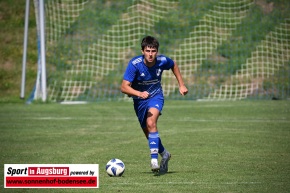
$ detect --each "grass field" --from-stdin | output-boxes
[1,100,290,193]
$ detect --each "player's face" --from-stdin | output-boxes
[142,46,158,66]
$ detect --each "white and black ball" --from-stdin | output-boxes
[105,158,125,177]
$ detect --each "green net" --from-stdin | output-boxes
[38,0,290,102]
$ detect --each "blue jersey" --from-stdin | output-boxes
[123,55,174,99]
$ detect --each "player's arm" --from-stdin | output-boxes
[171,62,188,96]
[120,80,149,99]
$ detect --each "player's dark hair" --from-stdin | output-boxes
[141,36,159,51]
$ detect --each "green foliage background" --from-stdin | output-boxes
[0,0,290,102]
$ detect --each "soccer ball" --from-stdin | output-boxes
[106,158,125,177]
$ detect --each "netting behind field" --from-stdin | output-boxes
[35,0,290,101]
[45,0,178,101]
[207,19,290,100]
[45,0,89,44]
[162,0,254,96]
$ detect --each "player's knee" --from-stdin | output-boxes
[146,119,156,131]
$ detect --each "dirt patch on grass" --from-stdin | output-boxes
[255,0,274,14]
[1,60,15,71]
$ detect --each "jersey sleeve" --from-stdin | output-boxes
[158,55,174,70]
[123,62,136,83]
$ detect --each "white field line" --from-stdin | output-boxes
[0,181,262,189]
[101,181,262,186]
[30,117,73,120]
[27,117,290,123]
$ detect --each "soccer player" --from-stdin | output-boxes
[120,36,188,173]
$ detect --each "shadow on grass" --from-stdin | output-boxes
[141,170,181,176]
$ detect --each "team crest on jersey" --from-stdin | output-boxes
[156,69,161,76]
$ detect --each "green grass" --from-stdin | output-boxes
[0,0,37,102]
[1,101,290,192]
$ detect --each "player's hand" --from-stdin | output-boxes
[139,91,150,99]
[179,85,188,96]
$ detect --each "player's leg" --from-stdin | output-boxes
[142,126,165,156]
[134,99,160,171]
[146,108,170,173]
[142,126,166,155]
[146,95,166,155]
[146,107,161,172]
[147,96,171,174]
[146,94,166,172]
[134,97,169,173]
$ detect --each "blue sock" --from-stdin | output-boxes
[158,138,165,154]
[148,132,159,159]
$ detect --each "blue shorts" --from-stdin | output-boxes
[133,94,164,129]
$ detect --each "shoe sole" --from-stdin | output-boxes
[151,168,160,173]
